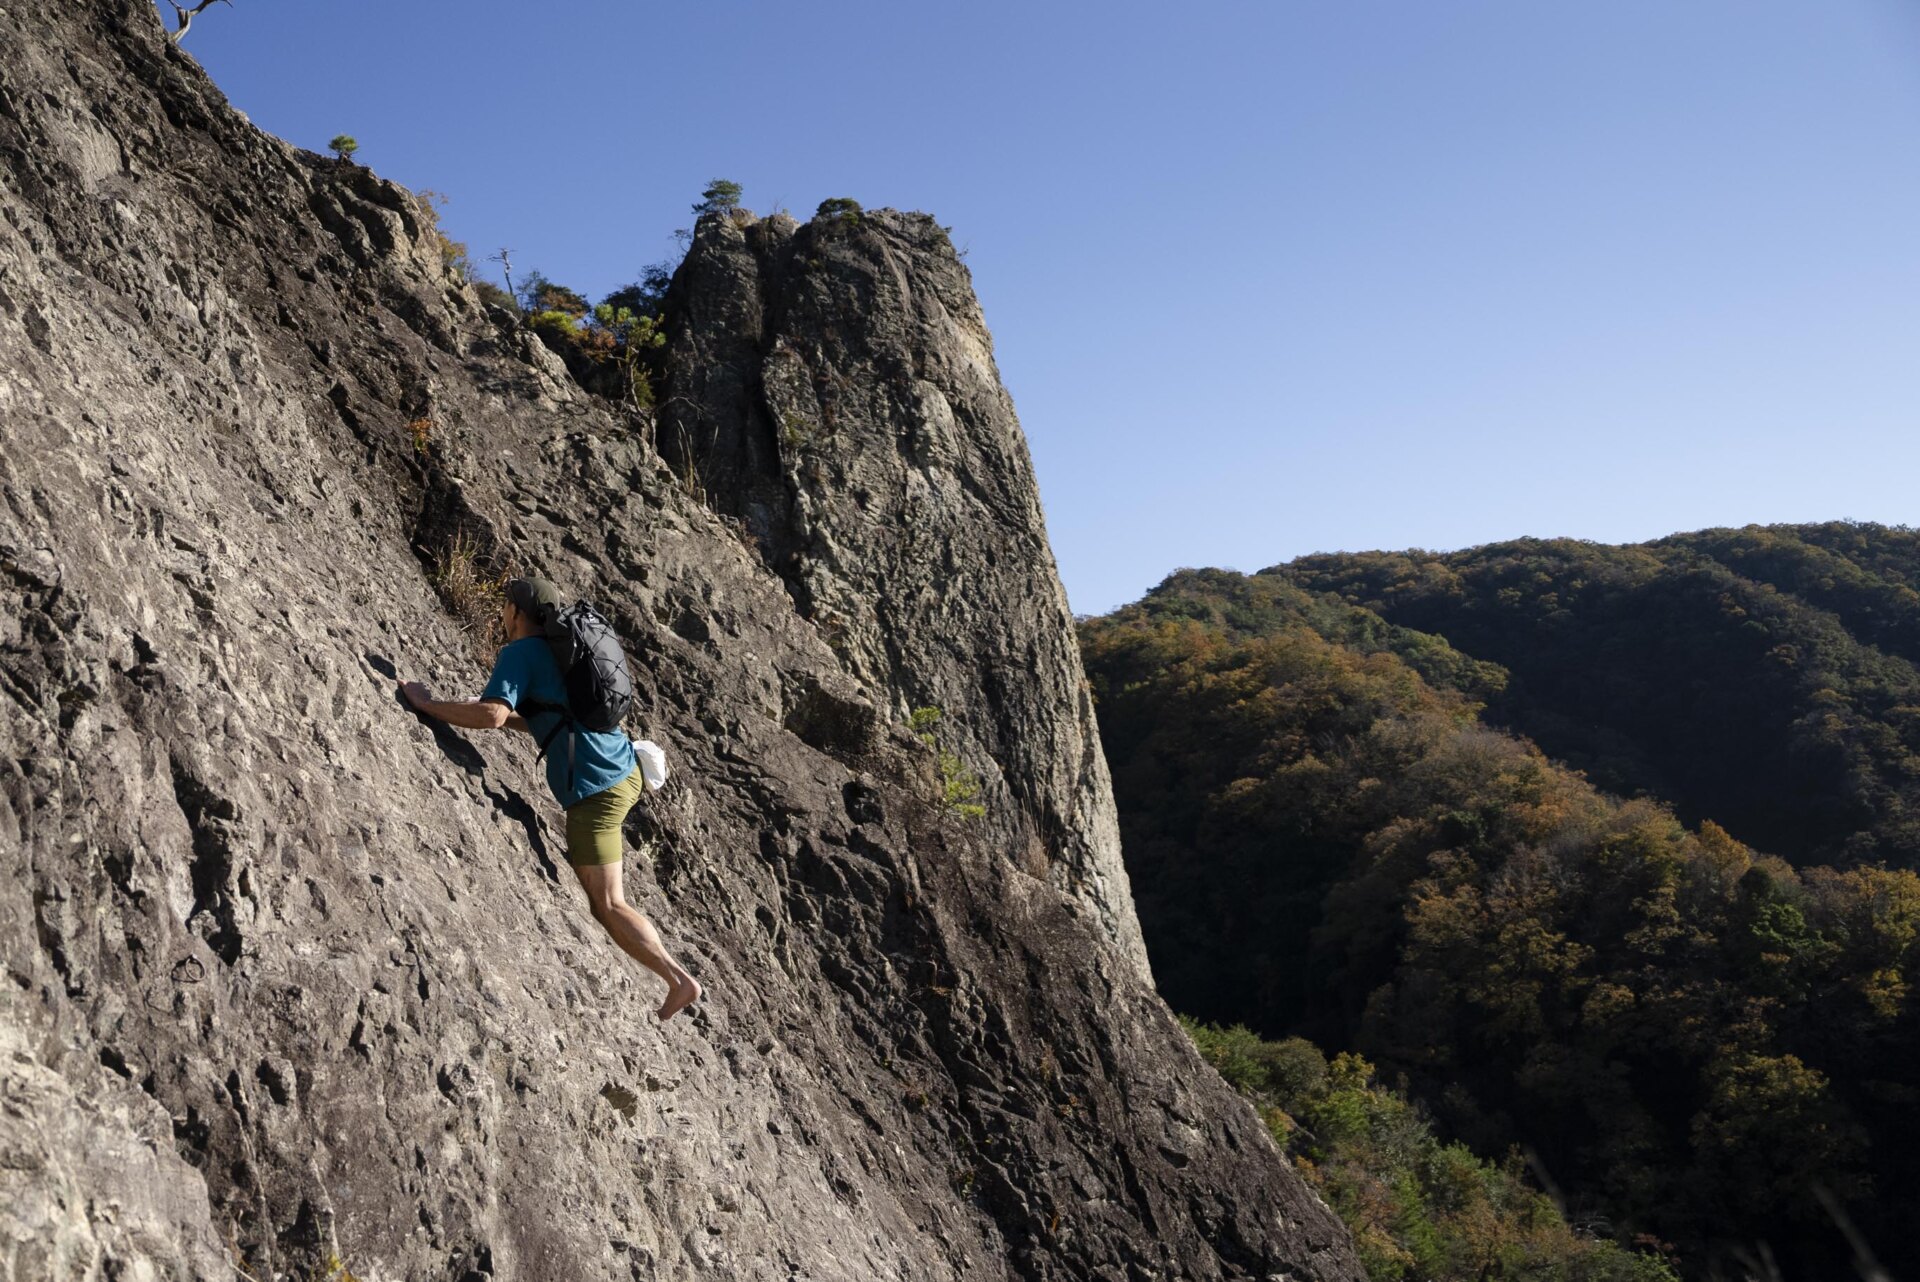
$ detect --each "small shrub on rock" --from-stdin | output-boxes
[694,178,743,217]
[472,279,515,312]
[909,706,986,820]
[528,308,580,341]
[431,531,507,648]
[518,271,589,318]
[412,189,473,282]
[815,197,862,227]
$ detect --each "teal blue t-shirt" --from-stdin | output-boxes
[481,637,636,809]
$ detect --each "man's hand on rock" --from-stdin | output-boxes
[400,680,432,711]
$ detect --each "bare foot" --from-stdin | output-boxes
[657,975,702,1022]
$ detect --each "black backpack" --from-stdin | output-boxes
[523,601,635,779]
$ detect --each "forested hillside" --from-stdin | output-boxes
[1274,522,1920,868]
[1081,527,1920,1279]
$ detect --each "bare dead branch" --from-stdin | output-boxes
[487,247,516,308]
[168,0,232,45]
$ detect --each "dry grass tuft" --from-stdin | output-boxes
[432,530,507,648]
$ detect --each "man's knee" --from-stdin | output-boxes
[584,887,627,924]
[573,864,624,920]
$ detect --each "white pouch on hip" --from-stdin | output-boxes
[631,738,670,791]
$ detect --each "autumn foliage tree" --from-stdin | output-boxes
[514,270,665,409]
[1080,554,1920,1278]
[1182,1020,1679,1282]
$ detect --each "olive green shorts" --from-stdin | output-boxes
[564,768,647,867]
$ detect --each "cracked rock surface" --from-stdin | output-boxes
[0,4,1362,1280]
[660,209,1149,976]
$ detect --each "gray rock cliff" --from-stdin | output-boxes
[659,209,1148,975]
[0,4,1361,1280]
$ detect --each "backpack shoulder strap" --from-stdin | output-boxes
[516,696,572,762]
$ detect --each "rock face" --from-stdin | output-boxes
[660,210,1148,975]
[0,4,1361,1281]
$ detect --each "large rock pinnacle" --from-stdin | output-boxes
[661,208,1149,976]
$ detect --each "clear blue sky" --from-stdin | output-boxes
[168,0,1920,614]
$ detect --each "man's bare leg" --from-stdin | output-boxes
[572,861,702,1021]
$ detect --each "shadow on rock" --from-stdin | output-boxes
[367,651,488,776]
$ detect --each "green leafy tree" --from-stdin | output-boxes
[693,178,743,217]
[472,279,515,312]
[527,309,579,340]
[587,303,665,408]
[815,197,863,226]
[600,264,674,322]
[328,133,359,164]
[516,271,588,318]
[521,282,667,409]
[1181,1019,1680,1282]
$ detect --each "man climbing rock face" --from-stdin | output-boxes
[399,576,702,1021]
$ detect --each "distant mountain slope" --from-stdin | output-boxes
[1080,552,1920,1279]
[1658,523,1920,667]
[1270,522,1920,867]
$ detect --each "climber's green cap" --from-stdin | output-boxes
[505,576,562,625]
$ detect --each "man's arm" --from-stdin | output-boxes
[400,681,512,730]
